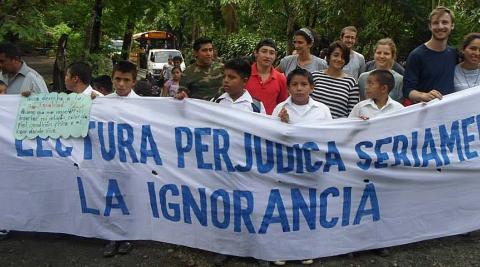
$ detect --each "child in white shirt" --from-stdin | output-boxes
[272,68,332,124]
[349,69,403,120]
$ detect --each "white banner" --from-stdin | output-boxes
[1,87,480,261]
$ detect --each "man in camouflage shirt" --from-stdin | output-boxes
[180,37,223,100]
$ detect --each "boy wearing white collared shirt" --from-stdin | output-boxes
[103,60,137,258]
[271,68,331,266]
[108,60,140,98]
[349,69,403,119]
[65,62,103,98]
[213,58,265,114]
[272,68,332,124]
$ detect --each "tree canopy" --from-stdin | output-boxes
[1,0,479,72]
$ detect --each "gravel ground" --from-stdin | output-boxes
[1,231,480,266]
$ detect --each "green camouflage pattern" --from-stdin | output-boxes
[180,61,224,100]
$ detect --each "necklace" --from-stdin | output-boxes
[461,65,480,88]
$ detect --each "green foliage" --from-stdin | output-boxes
[2,0,478,75]
[48,23,72,42]
[86,53,113,77]
[211,31,286,63]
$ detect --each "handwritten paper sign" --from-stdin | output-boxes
[14,93,92,139]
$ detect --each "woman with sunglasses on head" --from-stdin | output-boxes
[277,27,327,77]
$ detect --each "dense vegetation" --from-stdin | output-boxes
[1,0,479,75]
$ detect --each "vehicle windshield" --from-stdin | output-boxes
[109,40,123,51]
[152,51,182,63]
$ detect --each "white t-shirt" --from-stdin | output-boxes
[348,96,403,119]
[272,96,332,124]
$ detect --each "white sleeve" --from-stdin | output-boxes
[348,103,361,118]
[25,73,48,93]
[260,102,267,114]
[271,103,283,118]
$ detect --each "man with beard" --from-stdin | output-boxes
[341,26,365,80]
[403,6,458,103]
[246,39,288,115]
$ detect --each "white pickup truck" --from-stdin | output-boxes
[138,49,186,80]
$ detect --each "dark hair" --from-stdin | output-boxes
[113,60,137,80]
[172,55,183,62]
[224,58,251,79]
[326,40,350,66]
[67,62,92,85]
[287,68,314,86]
[255,38,278,52]
[0,42,22,60]
[0,80,6,86]
[193,37,213,51]
[134,79,153,96]
[171,66,182,74]
[92,75,113,94]
[369,69,395,93]
[294,28,316,44]
[463,33,480,50]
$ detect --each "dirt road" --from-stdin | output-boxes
[1,230,480,266]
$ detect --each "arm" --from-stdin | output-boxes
[161,82,169,97]
[276,57,286,73]
[276,74,289,104]
[348,103,360,118]
[347,82,360,114]
[402,51,441,102]
[408,89,442,103]
[357,73,367,101]
[358,54,366,78]
[25,73,49,94]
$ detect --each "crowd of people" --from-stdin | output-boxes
[0,5,479,266]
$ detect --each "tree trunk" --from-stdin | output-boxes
[121,12,136,60]
[191,20,200,44]
[52,34,68,92]
[83,20,92,60]
[90,0,103,53]
[286,14,296,55]
[221,3,239,34]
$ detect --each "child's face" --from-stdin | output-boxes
[173,60,182,67]
[288,75,313,105]
[112,71,135,97]
[223,69,246,96]
[172,69,182,80]
[366,75,386,100]
[0,84,6,94]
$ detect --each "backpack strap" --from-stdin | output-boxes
[211,93,223,103]
[251,98,262,113]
